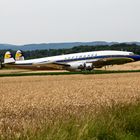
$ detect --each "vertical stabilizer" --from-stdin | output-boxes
[15,50,24,61]
[4,51,15,64]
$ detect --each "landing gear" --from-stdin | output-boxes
[0,61,2,69]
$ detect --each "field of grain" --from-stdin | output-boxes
[98,61,140,71]
[0,73,140,139]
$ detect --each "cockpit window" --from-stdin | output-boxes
[129,52,134,55]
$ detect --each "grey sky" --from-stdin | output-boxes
[0,0,140,45]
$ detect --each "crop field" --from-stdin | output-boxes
[99,61,140,71]
[0,73,140,139]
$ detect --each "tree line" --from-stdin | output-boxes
[0,43,140,62]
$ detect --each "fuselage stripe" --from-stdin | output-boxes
[55,55,140,63]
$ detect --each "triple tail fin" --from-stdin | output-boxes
[15,50,24,61]
[4,51,15,64]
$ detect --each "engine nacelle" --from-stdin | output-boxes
[68,63,84,70]
[67,62,93,71]
[85,63,93,70]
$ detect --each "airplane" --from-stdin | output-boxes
[3,50,140,71]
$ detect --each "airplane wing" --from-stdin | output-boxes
[92,57,134,68]
[33,57,134,70]
[33,62,70,70]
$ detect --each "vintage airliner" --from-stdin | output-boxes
[3,50,140,71]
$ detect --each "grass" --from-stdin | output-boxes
[1,69,140,77]
[2,102,139,140]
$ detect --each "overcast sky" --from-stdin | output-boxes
[0,0,140,45]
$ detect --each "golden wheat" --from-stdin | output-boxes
[98,61,140,70]
[0,73,140,137]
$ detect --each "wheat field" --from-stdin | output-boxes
[0,73,140,138]
[97,61,140,70]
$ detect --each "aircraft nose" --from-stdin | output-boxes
[132,55,140,61]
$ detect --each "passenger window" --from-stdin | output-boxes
[72,56,75,59]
